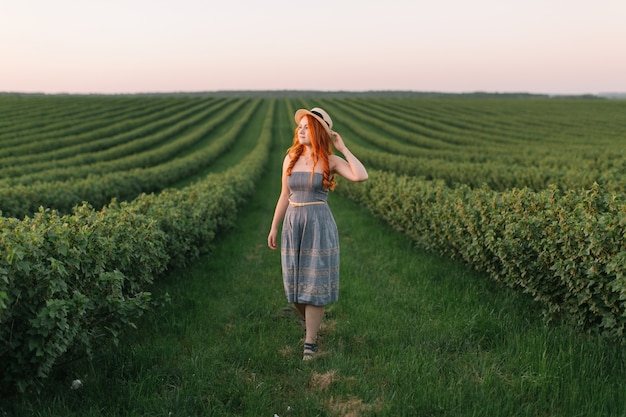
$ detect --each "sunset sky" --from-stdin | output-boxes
[1,0,625,95]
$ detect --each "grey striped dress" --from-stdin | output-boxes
[281,172,339,306]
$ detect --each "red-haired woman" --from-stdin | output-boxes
[268,107,368,360]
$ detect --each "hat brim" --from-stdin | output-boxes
[295,109,333,137]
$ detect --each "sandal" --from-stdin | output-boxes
[302,342,318,361]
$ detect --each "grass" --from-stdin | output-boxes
[3,124,626,416]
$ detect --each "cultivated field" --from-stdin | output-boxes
[1,94,626,414]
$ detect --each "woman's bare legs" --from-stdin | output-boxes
[293,303,324,342]
[294,303,324,359]
[304,305,324,344]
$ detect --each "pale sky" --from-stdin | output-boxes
[1,0,625,95]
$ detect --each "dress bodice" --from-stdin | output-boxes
[288,172,328,204]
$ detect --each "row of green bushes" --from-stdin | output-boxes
[0,101,260,218]
[321,99,626,193]
[0,96,169,149]
[0,99,238,185]
[0,98,217,174]
[363,97,626,144]
[343,135,624,193]
[337,170,626,339]
[0,100,274,393]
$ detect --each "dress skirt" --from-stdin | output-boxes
[281,172,339,306]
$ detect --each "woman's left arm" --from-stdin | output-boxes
[330,131,368,182]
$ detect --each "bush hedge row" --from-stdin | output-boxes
[0,100,274,393]
[0,100,259,218]
[337,170,626,339]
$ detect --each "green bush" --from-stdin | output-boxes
[0,204,165,392]
[338,170,626,339]
[0,100,274,393]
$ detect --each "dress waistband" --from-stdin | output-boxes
[288,199,326,207]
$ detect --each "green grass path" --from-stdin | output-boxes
[9,107,626,416]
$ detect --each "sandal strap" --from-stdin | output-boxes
[303,342,318,352]
[303,342,318,361]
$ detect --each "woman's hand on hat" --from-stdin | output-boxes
[331,131,346,153]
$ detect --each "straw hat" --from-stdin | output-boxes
[294,107,333,137]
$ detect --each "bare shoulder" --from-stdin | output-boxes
[282,154,291,169]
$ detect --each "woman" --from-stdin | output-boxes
[268,107,368,360]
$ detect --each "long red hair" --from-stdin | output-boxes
[285,114,336,190]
